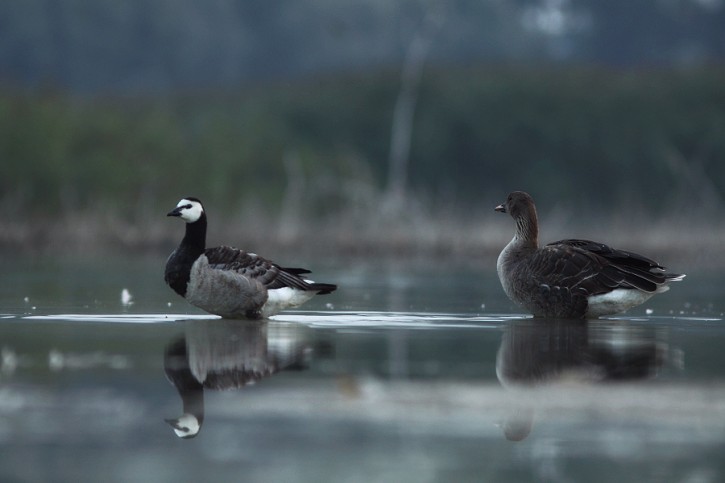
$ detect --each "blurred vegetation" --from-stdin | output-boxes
[2,0,724,92]
[2,66,724,223]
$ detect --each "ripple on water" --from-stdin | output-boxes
[21,313,218,324]
[10,311,724,328]
[273,311,516,329]
[14,311,518,328]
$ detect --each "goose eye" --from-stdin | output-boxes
[184,204,193,209]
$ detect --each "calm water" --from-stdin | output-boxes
[1,255,724,482]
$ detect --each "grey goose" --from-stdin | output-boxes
[495,191,684,318]
[165,197,336,319]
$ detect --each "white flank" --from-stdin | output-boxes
[586,289,657,317]
[261,287,316,318]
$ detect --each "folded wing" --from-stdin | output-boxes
[539,239,682,295]
[204,246,336,294]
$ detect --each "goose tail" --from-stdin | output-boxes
[664,272,686,283]
[304,282,337,295]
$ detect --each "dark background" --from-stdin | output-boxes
[1,0,723,256]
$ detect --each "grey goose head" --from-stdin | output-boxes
[495,191,539,245]
[168,197,205,223]
[494,191,535,218]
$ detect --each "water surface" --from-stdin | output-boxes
[1,256,724,482]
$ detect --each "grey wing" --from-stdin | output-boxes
[554,239,665,271]
[204,246,316,291]
[544,240,664,293]
[532,243,620,296]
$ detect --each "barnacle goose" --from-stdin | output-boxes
[165,197,336,319]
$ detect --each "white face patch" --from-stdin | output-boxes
[167,413,201,438]
[176,199,204,223]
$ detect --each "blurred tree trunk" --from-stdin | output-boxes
[278,151,304,243]
[384,8,443,213]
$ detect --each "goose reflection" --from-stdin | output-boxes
[164,319,311,438]
[496,318,669,441]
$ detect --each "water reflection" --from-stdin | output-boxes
[496,318,668,441]
[164,319,311,438]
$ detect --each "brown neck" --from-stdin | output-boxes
[514,208,539,248]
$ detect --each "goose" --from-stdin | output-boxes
[495,191,685,318]
[165,197,336,319]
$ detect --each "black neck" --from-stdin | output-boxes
[181,214,207,255]
[164,213,208,298]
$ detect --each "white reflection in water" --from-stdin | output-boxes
[1,347,18,375]
[48,349,131,371]
[274,311,515,329]
[23,313,218,323]
[19,311,516,329]
[17,311,724,328]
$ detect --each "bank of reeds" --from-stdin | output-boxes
[2,193,720,271]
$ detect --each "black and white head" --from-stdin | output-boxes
[167,197,204,223]
[165,413,201,439]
